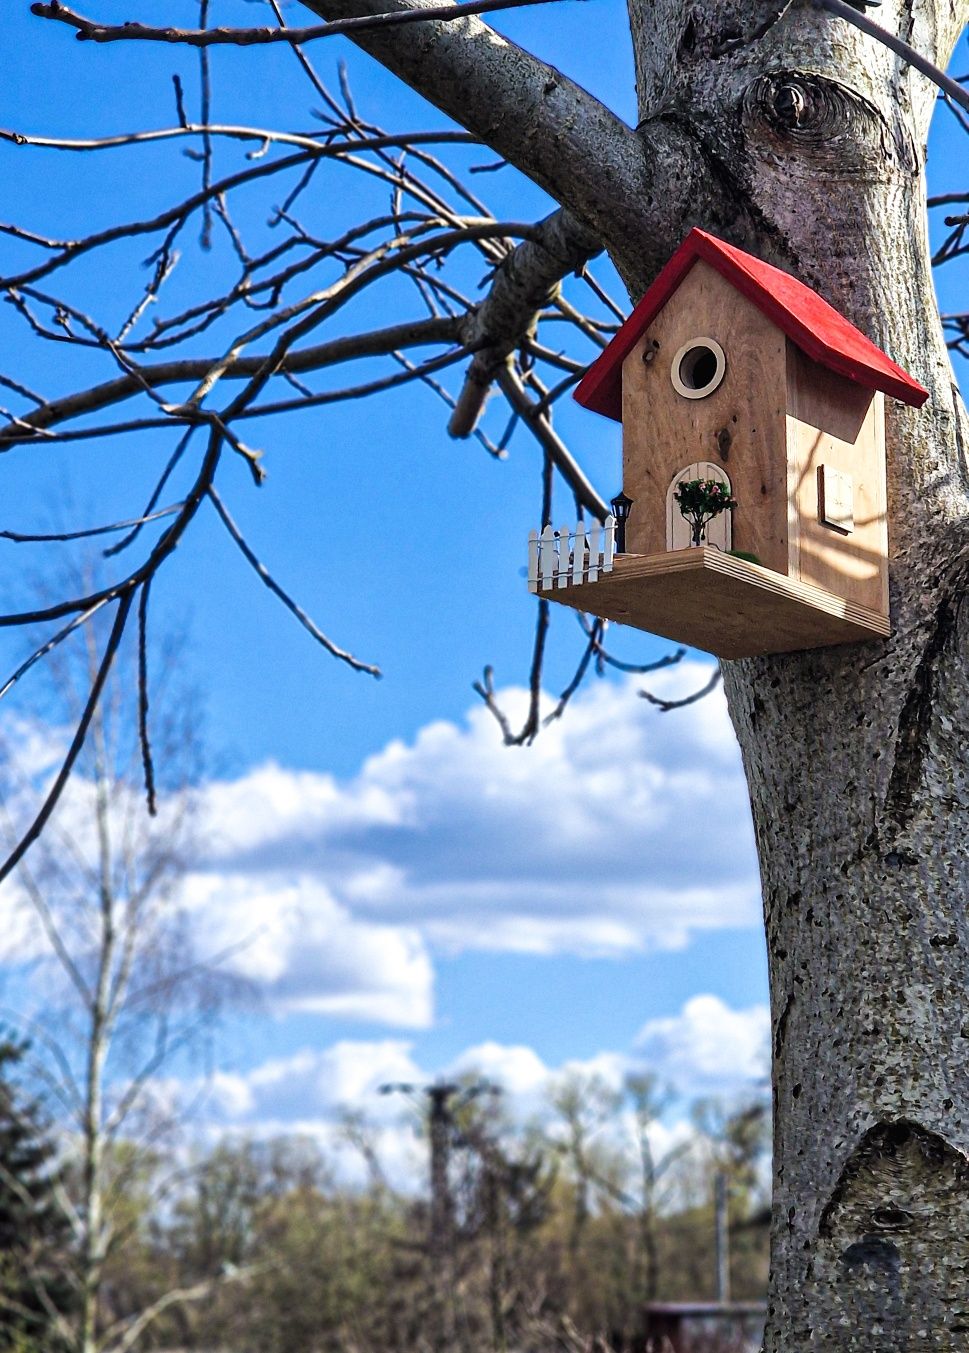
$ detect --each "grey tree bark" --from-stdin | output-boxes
[296,0,969,1344]
[632,3,969,1346]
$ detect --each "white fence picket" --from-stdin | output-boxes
[587,522,601,583]
[556,526,570,588]
[539,524,556,590]
[530,516,620,591]
[572,524,587,587]
[602,514,616,573]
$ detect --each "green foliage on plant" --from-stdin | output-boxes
[119,1087,769,1353]
[673,478,738,546]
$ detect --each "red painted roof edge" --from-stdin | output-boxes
[573,228,929,421]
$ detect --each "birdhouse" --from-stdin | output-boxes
[528,229,929,659]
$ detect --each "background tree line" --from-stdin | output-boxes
[0,1046,769,1353]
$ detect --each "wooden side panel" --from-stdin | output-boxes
[620,260,789,574]
[785,344,888,614]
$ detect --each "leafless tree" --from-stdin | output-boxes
[2,0,969,1344]
[624,1073,685,1310]
[0,597,250,1352]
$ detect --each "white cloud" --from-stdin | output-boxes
[635,995,770,1094]
[167,994,769,1190]
[238,1040,423,1120]
[183,872,433,1027]
[196,996,767,1136]
[2,666,759,1031]
[185,666,759,1008]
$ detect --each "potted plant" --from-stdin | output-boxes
[673,477,737,547]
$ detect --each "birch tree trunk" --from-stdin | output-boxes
[299,0,969,1342]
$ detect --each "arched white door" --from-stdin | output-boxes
[666,462,733,551]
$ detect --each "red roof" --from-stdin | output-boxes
[574,228,929,420]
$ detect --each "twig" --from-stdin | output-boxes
[0,124,479,157]
[473,448,555,745]
[137,582,156,816]
[576,614,686,675]
[198,0,214,250]
[106,430,198,557]
[812,0,969,114]
[640,666,722,712]
[0,317,462,439]
[172,73,188,129]
[0,505,182,543]
[207,486,382,678]
[31,0,574,47]
[0,602,108,703]
[0,590,135,886]
[542,620,601,726]
[497,366,608,521]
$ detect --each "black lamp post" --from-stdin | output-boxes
[610,490,634,553]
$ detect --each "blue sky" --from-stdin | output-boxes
[0,2,965,1152]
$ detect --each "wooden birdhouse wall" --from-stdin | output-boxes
[560,226,924,659]
[618,259,889,616]
[620,261,789,573]
[785,345,888,614]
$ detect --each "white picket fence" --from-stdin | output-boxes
[527,515,617,593]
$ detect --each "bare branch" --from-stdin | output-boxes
[0,506,182,542]
[207,486,382,678]
[0,122,477,157]
[298,0,656,252]
[639,666,722,712]
[3,851,92,1006]
[541,619,601,726]
[497,366,609,520]
[0,318,461,440]
[137,582,156,817]
[0,591,135,886]
[449,207,602,437]
[575,613,686,675]
[31,0,573,47]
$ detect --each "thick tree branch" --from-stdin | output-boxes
[297,0,657,256]
[449,207,602,437]
[0,317,461,440]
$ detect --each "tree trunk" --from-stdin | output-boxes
[623,2,969,1344]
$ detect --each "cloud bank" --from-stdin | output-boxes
[184,666,759,1024]
[1,666,760,1031]
[192,995,769,1186]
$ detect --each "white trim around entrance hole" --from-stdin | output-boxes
[670,337,727,399]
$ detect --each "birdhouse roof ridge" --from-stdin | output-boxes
[573,228,929,420]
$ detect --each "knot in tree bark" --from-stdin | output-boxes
[743,70,917,176]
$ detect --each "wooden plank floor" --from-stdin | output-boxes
[541,549,890,659]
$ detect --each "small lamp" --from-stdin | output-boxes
[610,490,634,553]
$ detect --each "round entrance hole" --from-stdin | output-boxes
[670,337,726,399]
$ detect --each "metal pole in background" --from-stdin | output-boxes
[714,1171,730,1304]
